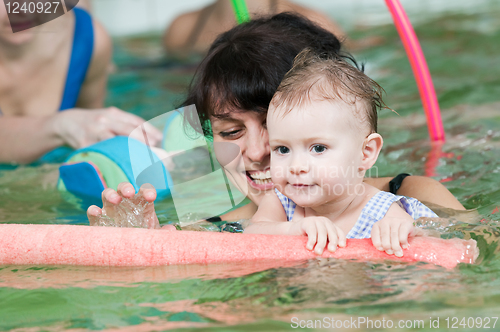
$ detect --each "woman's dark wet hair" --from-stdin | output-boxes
[182,12,361,137]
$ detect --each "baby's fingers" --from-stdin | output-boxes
[337,227,346,248]
[379,222,394,255]
[304,224,318,251]
[371,224,383,251]
[326,223,345,252]
[399,223,413,250]
[314,222,328,255]
[391,225,403,257]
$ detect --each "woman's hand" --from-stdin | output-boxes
[290,216,346,255]
[50,107,163,149]
[86,182,174,230]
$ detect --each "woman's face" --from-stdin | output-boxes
[210,110,273,206]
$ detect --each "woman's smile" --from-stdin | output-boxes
[246,169,273,190]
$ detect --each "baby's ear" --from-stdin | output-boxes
[360,133,383,171]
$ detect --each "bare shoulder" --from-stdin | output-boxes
[163,10,202,52]
[88,18,112,76]
[287,3,345,37]
[76,0,92,11]
[77,17,112,108]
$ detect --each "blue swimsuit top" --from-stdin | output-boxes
[39,7,94,163]
[60,7,95,111]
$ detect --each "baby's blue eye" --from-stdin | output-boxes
[312,145,327,153]
[276,146,290,154]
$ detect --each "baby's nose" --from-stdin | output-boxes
[289,157,309,174]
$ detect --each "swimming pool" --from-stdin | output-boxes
[1,3,500,331]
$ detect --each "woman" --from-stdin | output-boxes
[87,13,464,226]
[0,2,161,164]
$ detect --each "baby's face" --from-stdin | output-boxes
[268,99,368,207]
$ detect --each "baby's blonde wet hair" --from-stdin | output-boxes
[270,48,387,133]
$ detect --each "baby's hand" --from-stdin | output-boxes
[291,216,346,255]
[371,215,414,257]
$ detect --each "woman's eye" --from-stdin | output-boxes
[219,130,242,138]
[275,146,290,155]
[312,145,327,153]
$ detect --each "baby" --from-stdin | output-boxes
[245,49,437,256]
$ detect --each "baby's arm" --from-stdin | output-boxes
[245,192,346,255]
[371,204,415,257]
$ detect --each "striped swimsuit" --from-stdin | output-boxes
[274,189,438,239]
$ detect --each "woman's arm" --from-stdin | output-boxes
[0,107,163,164]
[0,116,62,163]
[364,176,465,210]
[219,201,258,221]
[244,191,292,235]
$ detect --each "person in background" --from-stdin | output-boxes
[77,0,92,12]
[0,0,161,164]
[163,0,345,58]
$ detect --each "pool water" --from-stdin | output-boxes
[1,3,500,331]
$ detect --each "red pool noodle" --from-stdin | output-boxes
[0,224,477,269]
[385,0,445,142]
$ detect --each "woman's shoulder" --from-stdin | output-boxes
[163,9,203,53]
[87,16,112,78]
[76,14,112,108]
[283,2,345,37]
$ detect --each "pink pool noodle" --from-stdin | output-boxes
[0,224,477,269]
[385,0,445,142]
